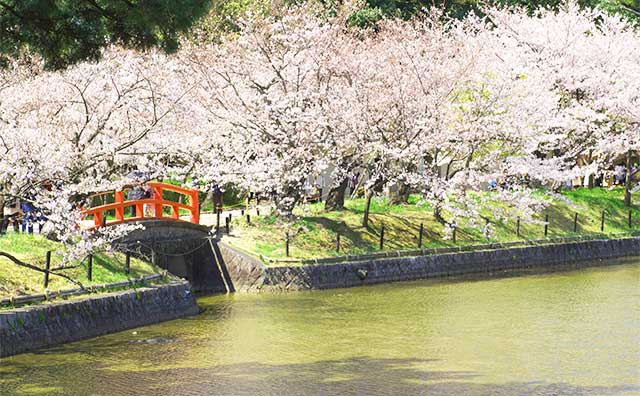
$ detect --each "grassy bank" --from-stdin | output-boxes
[0,233,162,298]
[225,187,639,262]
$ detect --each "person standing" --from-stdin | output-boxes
[143,184,155,217]
[614,165,625,186]
[20,200,35,234]
[127,183,145,217]
[211,184,224,212]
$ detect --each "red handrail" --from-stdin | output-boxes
[81,182,200,229]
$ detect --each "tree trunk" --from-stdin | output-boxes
[388,182,410,205]
[587,151,594,188]
[362,190,373,228]
[434,201,446,224]
[275,187,300,220]
[325,178,348,212]
[625,150,632,207]
[0,191,5,232]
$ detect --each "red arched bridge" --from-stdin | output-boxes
[82,182,200,229]
[81,183,241,294]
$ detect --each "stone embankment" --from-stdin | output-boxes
[217,237,640,292]
[0,281,199,358]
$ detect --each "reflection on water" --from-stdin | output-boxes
[1,260,639,396]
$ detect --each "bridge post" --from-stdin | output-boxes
[136,203,144,220]
[115,191,125,222]
[171,205,180,220]
[190,191,200,224]
[93,211,103,228]
[153,185,164,219]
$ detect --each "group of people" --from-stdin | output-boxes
[126,182,156,217]
[302,181,323,203]
[0,199,46,235]
[488,173,531,191]
[613,163,638,186]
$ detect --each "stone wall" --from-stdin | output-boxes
[0,281,199,358]
[214,243,266,292]
[146,238,230,294]
[119,220,212,243]
[218,237,640,292]
[117,220,231,294]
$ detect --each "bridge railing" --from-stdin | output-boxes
[82,182,200,229]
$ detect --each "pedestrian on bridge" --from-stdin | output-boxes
[128,184,146,217]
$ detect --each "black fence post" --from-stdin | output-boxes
[573,213,579,233]
[44,251,51,288]
[600,210,606,233]
[125,252,131,275]
[256,208,260,216]
[452,226,457,244]
[240,209,244,216]
[87,254,93,282]
[216,208,221,233]
[418,223,424,248]
[516,217,521,238]
[225,216,230,234]
[285,233,290,257]
[629,210,633,229]
[336,233,341,253]
[544,214,549,237]
[246,214,250,224]
[379,225,385,250]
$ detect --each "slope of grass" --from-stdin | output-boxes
[0,233,162,298]
[224,187,639,262]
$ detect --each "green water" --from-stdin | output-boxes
[1,261,639,396]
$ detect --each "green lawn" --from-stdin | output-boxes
[0,233,162,298]
[225,187,639,262]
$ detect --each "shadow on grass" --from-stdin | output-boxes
[303,216,370,249]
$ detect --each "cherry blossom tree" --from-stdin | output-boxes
[323,9,571,230]
[0,47,192,267]
[2,0,637,264]
[182,3,606,230]
[485,2,640,206]
[181,6,351,218]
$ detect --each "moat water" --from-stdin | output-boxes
[1,260,639,395]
